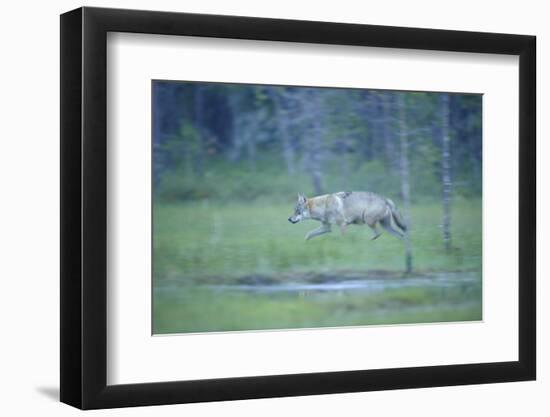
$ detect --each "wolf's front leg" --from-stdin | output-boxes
[305,223,332,240]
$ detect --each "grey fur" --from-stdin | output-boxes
[288,191,407,241]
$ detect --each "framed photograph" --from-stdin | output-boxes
[60,6,536,409]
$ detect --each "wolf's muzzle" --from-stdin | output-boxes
[288,217,298,224]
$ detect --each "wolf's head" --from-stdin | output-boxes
[288,193,309,224]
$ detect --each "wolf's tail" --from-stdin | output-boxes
[386,198,407,232]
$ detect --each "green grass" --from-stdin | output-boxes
[153,282,482,334]
[152,198,482,334]
[153,199,482,284]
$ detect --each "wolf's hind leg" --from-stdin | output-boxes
[380,216,404,239]
[367,223,382,241]
[338,222,348,235]
[305,223,332,241]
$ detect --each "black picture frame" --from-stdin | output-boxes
[60,6,536,410]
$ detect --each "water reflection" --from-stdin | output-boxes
[206,272,478,296]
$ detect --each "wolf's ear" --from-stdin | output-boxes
[298,193,307,203]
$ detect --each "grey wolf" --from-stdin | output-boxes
[288,191,407,241]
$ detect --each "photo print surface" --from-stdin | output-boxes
[152,80,482,334]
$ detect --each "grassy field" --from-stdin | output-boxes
[153,198,482,334]
[153,199,481,283]
[153,283,482,334]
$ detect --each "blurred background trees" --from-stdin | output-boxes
[153,82,480,199]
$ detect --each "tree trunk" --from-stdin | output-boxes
[396,93,413,274]
[380,92,398,171]
[339,136,351,189]
[308,90,324,195]
[271,90,296,175]
[194,85,205,177]
[441,93,452,251]
[246,114,258,172]
[361,91,374,161]
[152,83,163,188]
[467,110,481,192]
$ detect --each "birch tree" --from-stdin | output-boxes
[380,92,398,171]
[292,88,325,195]
[193,84,206,177]
[269,88,296,175]
[440,93,452,251]
[396,93,413,274]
